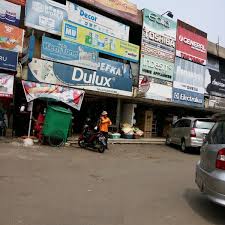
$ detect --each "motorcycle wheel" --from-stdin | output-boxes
[78,139,85,148]
[98,144,106,153]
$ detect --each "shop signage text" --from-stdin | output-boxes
[62,20,139,62]
[0,48,18,71]
[41,36,99,70]
[67,2,130,41]
[0,0,21,26]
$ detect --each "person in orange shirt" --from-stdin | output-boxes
[99,111,112,149]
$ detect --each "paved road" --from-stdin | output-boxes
[0,143,224,225]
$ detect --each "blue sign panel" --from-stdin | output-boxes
[172,88,204,108]
[27,58,132,96]
[0,49,18,71]
[24,0,68,35]
[41,36,98,70]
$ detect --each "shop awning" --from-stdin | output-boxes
[0,74,14,98]
[22,80,85,110]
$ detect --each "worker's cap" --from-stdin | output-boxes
[101,111,108,116]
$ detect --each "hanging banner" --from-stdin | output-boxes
[0,0,21,26]
[138,75,172,102]
[172,88,204,107]
[173,57,205,93]
[140,9,177,80]
[26,58,132,96]
[41,36,99,70]
[78,0,139,24]
[206,96,225,110]
[0,49,18,71]
[0,22,24,53]
[22,80,84,110]
[25,0,68,36]
[0,74,14,98]
[62,20,139,62]
[140,54,174,81]
[7,0,26,6]
[205,69,225,98]
[176,20,207,65]
[67,2,130,41]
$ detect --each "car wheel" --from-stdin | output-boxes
[181,139,187,153]
[166,136,171,145]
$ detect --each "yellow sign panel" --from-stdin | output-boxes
[62,20,139,62]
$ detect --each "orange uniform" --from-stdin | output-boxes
[99,116,112,132]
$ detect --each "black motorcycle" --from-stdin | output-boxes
[78,123,107,153]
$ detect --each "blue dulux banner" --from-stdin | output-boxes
[41,36,99,70]
[0,49,18,71]
[27,58,132,96]
[172,88,204,108]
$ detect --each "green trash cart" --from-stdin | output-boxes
[42,105,72,147]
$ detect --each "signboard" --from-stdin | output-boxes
[172,88,204,107]
[62,20,139,62]
[0,74,14,98]
[0,22,24,53]
[176,20,207,65]
[78,0,139,24]
[0,0,21,26]
[139,75,172,102]
[206,96,225,110]
[41,36,99,70]
[207,55,220,72]
[25,0,68,35]
[7,0,26,6]
[0,49,18,71]
[205,69,225,98]
[22,80,84,110]
[26,58,132,96]
[140,54,174,81]
[174,57,205,92]
[67,2,130,41]
[140,9,177,80]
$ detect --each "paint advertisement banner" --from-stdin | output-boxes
[41,36,99,70]
[62,20,139,62]
[0,22,24,53]
[22,80,84,110]
[172,88,204,107]
[0,0,21,26]
[67,2,130,41]
[176,20,207,65]
[140,54,174,81]
[25,0,68,36]
[138,75,172,102]
[206,96,225,110]
[141,8,177,62]
[205,69,225,97]
[174,57,205,92]
[7,0,26,6]
[26,58,132,96]
[0,74,14,98]
[78,0,139,24]
[0,49,18,71]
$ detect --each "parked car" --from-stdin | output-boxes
[166,117,215,152]
[196,113,225,206]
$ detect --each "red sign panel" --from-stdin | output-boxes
[7,0,26,6]
[176,20,207,65]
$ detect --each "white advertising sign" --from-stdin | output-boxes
[0,74,14,98]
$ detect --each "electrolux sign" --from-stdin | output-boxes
[172,88,204,107]
[67,2,130,41]
[176,20,207,65]
[0,48,18,71]
[41,36,99,70]
[27,58,132,96]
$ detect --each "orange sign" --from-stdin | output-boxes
[7,0,26,6]
[0,22,24,53]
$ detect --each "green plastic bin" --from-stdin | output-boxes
[42,106,72,141]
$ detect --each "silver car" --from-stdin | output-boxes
[196,113,225,206]
[166,117,215,152]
